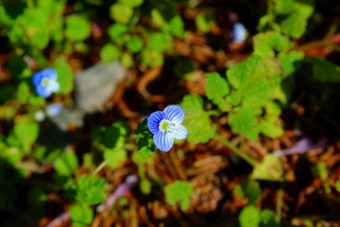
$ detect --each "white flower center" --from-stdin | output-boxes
[159,119,176,133]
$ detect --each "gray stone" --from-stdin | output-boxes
[75,61,126,113]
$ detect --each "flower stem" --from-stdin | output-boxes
[214,134,259,167]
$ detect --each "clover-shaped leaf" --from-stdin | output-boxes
[164,180,193,210]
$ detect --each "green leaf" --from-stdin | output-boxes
[118,0,143,7]
[8,55,28,78]
[148,33,167,52]
[73,175,106,205]
[101,121,129,150]
[281,13,308,39]
[134,119,156,158]
[108,23,129,41]
[311,57,340,82]
[239,205,261,227]
[164,180,193,210]
[54,151,78,176]
[168,15,185,38]
[241,179,261,205]
[100,44,120,63]
[195,13,214,32]
[226,55,261,90]
[54,57,74,94]
[312,162,328,181]
[140,178,152,194]
[205,72,229,111]
[180,94,216,143]
[141,50,164,67]
[70,204,93,227]
[110,3,133,24]
[278,51,304,77]
[252,154,283,181]
[229,108,259,140]
[13,120,39,150]
[17,81,31,104]
[253,31,292,57]
[126,35,144,53]
[121,53,134,68]
[274,0,295,14]
[260,209,279,227]
[260,117,284,138]
[104,148,127,169]
[65,15,91,41]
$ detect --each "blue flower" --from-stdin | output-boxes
[232,23,247,43]
[46,103,63,117]
[32,68,60,98]
[147,105,188,152]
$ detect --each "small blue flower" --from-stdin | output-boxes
[147,105,188,152]
[232,23,247,43]
[46,103,63,117]
[32,68,60,98]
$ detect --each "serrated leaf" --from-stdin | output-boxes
[205,72,229,111]
[54,151,78,176]
[70,204,93,227]
[311,57,340,82]
[134,119,156,158]
[253,31,292,57]
[274,0,295,14]
[281,13,308,39]
[73,175,106,205]
[180,94,216,143]
[226,55,261,90]
[65,15,91,41]
[100,44,120,63]
[239,205,261,227]
[252,154,283,181]
[164,180,193,210]
[278,51,304,77]
[229,108,259,140]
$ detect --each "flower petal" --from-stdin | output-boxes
[172,124,188,140]
[32,71,44,86]
[153,131,174,152]
[163,105,185,124]
[47,79,60,93]
[147,111,165,134]
[42,68,58,80]
[36,85,52,98]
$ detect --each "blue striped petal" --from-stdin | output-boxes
[147,111,165,134]
[171,124,188,140]
[42,68,58,80]
[36,85,52,98]
[163,105,185,124]
[32,71,43,86]
[153,131,174,152]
